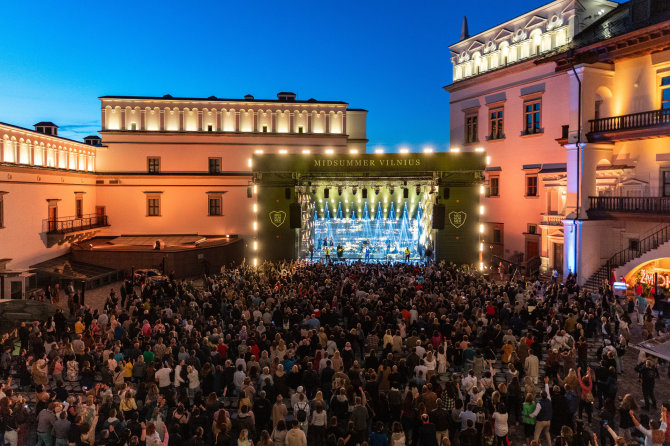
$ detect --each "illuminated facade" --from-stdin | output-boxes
[448,0,670,288]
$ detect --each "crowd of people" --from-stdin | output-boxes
[0,260,667,446]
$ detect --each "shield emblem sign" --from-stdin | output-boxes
[448,211,467,229]
[269,211,287,228]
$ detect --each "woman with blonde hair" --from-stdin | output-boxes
[424,351,437,380]
[272,394,287,428]
[331,350,343,371]
[238,429,252,446]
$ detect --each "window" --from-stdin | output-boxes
[524,100,542,134]
[75,197,83,219]
[527,224,537,234]
[147,198,160,216]
[465,112,478,144]
[262,125,268,133]
[130,122,137,131]
[663,170,670,196]
[298,126,304,134]
[489,108,504,140]
[662,76,670,109]
[147,157,160,174]
[629,238,640,251]
[493,228,501,243]
[594,100,603,120]
[209,157,222,174]
[526,175,538,197]
[207,124,213,132]
[0,195,4,228]
[489,176,499,197]
[208,197,222,216]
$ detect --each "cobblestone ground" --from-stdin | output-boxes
[17,282,670,445]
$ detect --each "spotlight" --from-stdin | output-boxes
[403,188,409,199]
[415,185,421,195]
[324,188,330,199]
[353,187,357,195]
[338,186,343,196]
[375,186,380,195]
[390,186,395,195]
[362,188,368,198]
[312,187,316,194]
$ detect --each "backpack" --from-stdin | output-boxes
[296,402,307,422]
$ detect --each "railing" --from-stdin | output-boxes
[542,214,564,225]
[43,213,109,234]
[589,108,670,133]
[584,224,670,291]
[589,196,670,214]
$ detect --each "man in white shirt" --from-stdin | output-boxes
[155,363,172,392]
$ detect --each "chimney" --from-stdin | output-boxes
[83,135,102,146]
[277,92,296,102]
[34,122,58,136]
[244,94,254,101]
[460,16,470,41]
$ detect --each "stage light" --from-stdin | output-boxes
[255,149,264,154]
[253,258,258,267]
[480,185,485,195]
[479,242,483,251]
[312,187,316,194]
[399,147,409,154]
[302,149,311,154]
[253,241,258,251]
[375,147,384,154]
[479,205,485,215]
[475,147,485,152]
[325,149,334,155]
[349,149,358,154]
[375,186,380,195]
[345,199,349,203]
[450,147,460,153]
[253,204,258,213]
[479,262,484,271]
[362,188,368,198]
[253,221,258,230]
[353,187,357,195]
[338,186,343,195]
[346,208,349,212]
[324,188,329,198]
[358,197,361,203]
[319,198,322,203]
[416,185,421,194]
[358,208,361,213]
[403,188,409,199]
[390,186,395,195]
[279,149,288,154]
[384,198,388,203]
[423,147,434,153]
[479,224,484,233]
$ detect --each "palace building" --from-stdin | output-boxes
[448,0,670,289]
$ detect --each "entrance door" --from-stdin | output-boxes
[48,206,58,232]
[553,243,564,273]
[96,206,105,225]
[525,240,539,260]
[10,281,22,300]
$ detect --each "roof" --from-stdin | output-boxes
[99,95,356,107]
[84,135,101,139]
[34,121,58,127]
[0,121,90,146]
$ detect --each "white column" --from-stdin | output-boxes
[289,112,295,133]
[159,109,165,131]
[235,110,240,132]
[218,109,224,131]
[179,110,185,131]
[101,108,107,131]
[325,112,330,133]
[140,109,146,130]
[307,112,312,133]
[120,108,127,130]
[253,110,258,132]
[271,111,276,132]
[198,110,204,131]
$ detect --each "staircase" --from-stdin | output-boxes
[583,224,670,292]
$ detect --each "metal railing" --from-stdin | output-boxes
[43,213,109,234]
[589,108,670,133]
[589,196,670,214]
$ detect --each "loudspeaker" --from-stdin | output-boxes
[285,188,292,200]
[247,186,252,198]
[403,188,409,199]
[324,188,330,199]
[289,203,301,228]
[433,204,445,229]
[443,187,450,200]
[362,188,368,199]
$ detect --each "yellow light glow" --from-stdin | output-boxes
[253,221,258,231]
[349,149,358,154]
[253,203,258,213]
[479,224,484,233]
[358,208,361,213]
[479,242,483,251]
[253,185,257,194]
[399,148,409,154]
[450,147,460,153]
[255,149,264,154]
[479,205,485,215]
[475,147,485,152]
[479,185,485,195]
[253,258,258,267]
[346,208,350,212]
[247,158,252,168]
[319,198,322,203]
[325,149,334,155]
[479,262,484,271]
[253,241,258,251]
[279,149,288,154]
[423,147,434,153]
[486,156,491,165]
[302,149,311,154]
[374,148,384,154]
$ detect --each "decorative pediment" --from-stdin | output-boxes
[467,40,485,52]
[493,28,514,41]
[524,15,548,30]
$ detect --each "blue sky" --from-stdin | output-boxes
[0,0,557,150]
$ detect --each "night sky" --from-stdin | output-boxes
[0,0,566,150]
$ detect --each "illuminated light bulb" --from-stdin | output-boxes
[319,199,322,203]
[349,149,358,154]
[479,224,484,233]
[253,258,258,267]
[247,158,253,168]
[345,199,348,203]
[320,208,324,213]
[399,148,409,154]
[486,156,491,165]
[375,148,384,154]
[384,198,388,203]
[254,149,264,154]
[253,221,258,231]
[346,208,350,212]
[302,149,311,154]
[253,185,257,194]
[450,147,460,153]
[480,185,485,195]
[358,208,361,213]
[423,147,434,153]
[475,147,485,152]
[253,204,258,213]
[479,205,485,215]
[325,149,334,155]
[253,241,258,251]
[279,149,288,154]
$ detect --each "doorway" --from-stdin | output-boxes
[48,205,58,232]
[553,243,564,273]
[525,239,539,260]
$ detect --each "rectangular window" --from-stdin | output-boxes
[207,124,213,132]
[489,176,499,197]
[208,197,222,216]
[493,228,501,243]
[489,108,504,140]
[75,198,83,219]
[298,126,304,134]
[130,122,137,131]
[262,125,268,133]
[663,170,670,197]
[662,76,670,109]
[209,157,222,174]
[526,175,538,197]
[147,157,160,174]
[524,99,542,134]
[527,224,537,234]
[147,198,160,216]
[594,100,603,120]
[465,112,478,144]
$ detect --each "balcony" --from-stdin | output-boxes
[588,196,670,221]
[43,213,109,234]
[540,214,565,226]
[588,109,670,142]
